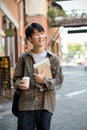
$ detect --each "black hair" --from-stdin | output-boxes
[25,23,45,40]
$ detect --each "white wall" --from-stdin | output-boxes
[25,0,48,17]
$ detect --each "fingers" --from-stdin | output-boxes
[18,80,28,90]
[33,73,44,84]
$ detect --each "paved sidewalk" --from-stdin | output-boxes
[0,96,11,104]
[0,96,12,118]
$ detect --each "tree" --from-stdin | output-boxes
[67,43,82,57]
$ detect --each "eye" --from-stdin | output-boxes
[41,32,44,35]
[34,33,39,36]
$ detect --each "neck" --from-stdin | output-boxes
[33,47,45,54]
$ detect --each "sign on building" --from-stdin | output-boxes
[0,56,11,96]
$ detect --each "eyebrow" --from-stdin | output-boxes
[33,30,44,33]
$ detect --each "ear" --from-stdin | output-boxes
[28,37,32,43]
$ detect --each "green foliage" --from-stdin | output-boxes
[84,42,87,48]
[57,9,66,17]
[83,42,87,55]
[47,7,57,19]
[67,9,87,18]
[47,7,66,19]
[67,43,83,57]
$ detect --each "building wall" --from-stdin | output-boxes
[26,15,47,33]
[0,0,25,95]
[0,0,25,59]
[0,1,19,67]
[25,0,59,53]
[17,1,25,55]
[25,0,48,42]
[0,10,2,28]
[25,0,48,18]
[2,0,18,23]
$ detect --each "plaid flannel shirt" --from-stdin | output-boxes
[13,49,64,113]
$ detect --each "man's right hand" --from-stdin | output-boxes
[18,80,28,90]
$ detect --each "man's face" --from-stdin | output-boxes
[29,29,46,48]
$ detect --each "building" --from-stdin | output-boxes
[0,0,25,95]
[0,0,25,66]
[0,0,60,66]
[0,0,60,95]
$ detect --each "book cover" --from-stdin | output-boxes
[33,58,52,79]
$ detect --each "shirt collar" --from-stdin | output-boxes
[28,49,53,56]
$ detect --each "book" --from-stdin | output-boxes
[33,58,52,79]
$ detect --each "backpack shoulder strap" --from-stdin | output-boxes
[21,53,28,77]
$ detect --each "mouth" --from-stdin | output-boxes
[38,39,45,43]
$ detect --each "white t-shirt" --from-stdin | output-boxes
[33,50,47,63]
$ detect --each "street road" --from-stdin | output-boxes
[51,66,87,130]
[0,66,87,130]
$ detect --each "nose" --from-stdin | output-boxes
[38,33,42,38]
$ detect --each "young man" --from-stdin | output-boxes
[13,23,64,130]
